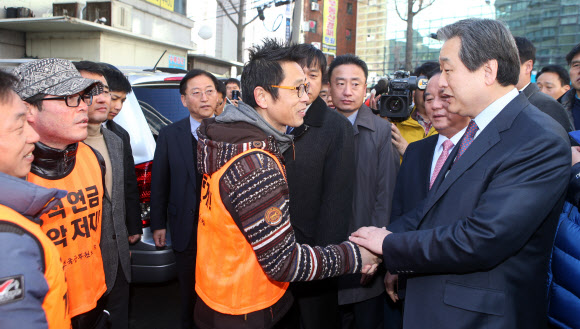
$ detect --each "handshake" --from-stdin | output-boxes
[350,226,393,284]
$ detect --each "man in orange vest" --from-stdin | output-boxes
[13,58,109,329]
[0,71,70,328]
[194,39,380,329]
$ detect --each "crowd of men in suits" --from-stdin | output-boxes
[1,17,580,329]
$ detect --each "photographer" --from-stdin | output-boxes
[390,62,439,157]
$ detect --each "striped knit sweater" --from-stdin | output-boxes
[197,119,362,282]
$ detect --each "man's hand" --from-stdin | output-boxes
[359,246,382,284]
[153,229,167,248]
[128,234,141,244]
[350,226,391,255]
[384,271,399,303]
[369,93,381,111]
[391,124,409,157]
[571,146,580,166]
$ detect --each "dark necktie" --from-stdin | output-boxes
[455,120,479,161]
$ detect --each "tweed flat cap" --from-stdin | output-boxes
[12,58,103,100]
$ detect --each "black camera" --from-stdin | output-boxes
[379,71,428,121]
[231,90,241,100]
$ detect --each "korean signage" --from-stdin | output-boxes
[145,0,174,12]
[168,54,186,70]
[322,0,338,55]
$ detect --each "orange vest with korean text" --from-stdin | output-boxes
[196,149,289,315]
[0,205,71,329]
[28,142,106,318]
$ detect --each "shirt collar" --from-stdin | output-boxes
[473,88,519,137]
[348,110,359,126]
[518,82,531,92]
[190,115,202,140]
[435,126,468,150]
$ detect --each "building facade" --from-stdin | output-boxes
[0,0,193,68]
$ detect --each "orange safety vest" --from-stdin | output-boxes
[0,205,71,329]
[196,149,289,315]
[28,142,106,318]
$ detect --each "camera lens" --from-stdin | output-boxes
[386,97,405,112]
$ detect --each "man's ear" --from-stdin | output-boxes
[24,101,38,124]
[564,84,571,92]
[524,59,534,76]
[181,94,187,108]
[254,87,268,109]
[483,59,498,86]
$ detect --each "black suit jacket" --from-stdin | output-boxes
[150,117,199,252]
[105,120,142,235]
[385,93,571,329]
[523,83,573,132]
[390,135,438,219]
[283,96,355,246]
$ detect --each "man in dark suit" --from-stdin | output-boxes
[76,62,141,329]
[513,36,572,132]
[284,43,355,329]
[351,18,571,329]
[328,54,399,329]
[391,71,470,220]
[102,67,142,244]
[150,69,218,329]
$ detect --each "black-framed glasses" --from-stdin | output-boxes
[42,93,93,107]
[271,82,310,98]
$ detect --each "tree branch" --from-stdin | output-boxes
[228,0,239,14]
[243,14,260,28]
[412,0,436,14]
[395,0,408,22]
[217,0,237,26]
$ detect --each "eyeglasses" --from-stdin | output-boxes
[190,89,216,99]
[43,93,93,107]
[271,83,310,98]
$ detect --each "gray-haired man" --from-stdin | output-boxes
[351,18,570,329]
[13,58,110,329]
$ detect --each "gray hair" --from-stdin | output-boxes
[437,18,520,87]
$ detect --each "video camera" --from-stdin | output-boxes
[378,71,428,121]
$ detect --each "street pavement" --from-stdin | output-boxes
[129,279,181,328]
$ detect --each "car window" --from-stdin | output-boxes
[132,86,189,123]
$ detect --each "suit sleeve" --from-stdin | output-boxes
[316,117,356,245]
[120,130,143,235]
[382,134,570,274]
[220,151,362,282]
[150,127,170,231]
[0,231,49,329]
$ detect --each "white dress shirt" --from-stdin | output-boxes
[472,88,519,139]
[430,127,467,180]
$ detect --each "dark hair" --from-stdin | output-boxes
[327,54,368,81]
[216,80,227,98]
[514,36,536,64]
[102,67,131,93]
[373,78,389,94]
[437,18,520,86]
[0,71,18,105]
[24,93,46,111]
[241,38,301,108]
[289,43,327,76]
[413,61,440,78]
[73,61,105,77]
[566,43,580,66]
[537,65,571,86]
[179,69,220,95]
[225,78,240,88]
[322,73,330,85]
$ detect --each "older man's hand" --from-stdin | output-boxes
[349,226,391,255]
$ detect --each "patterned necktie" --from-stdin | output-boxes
[430,139,454,189]
[455,120,479,161]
